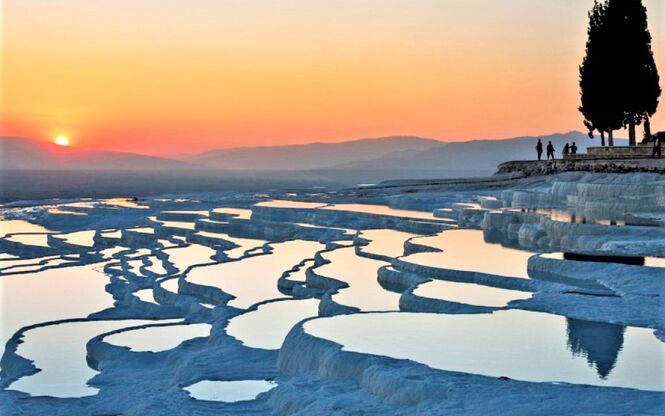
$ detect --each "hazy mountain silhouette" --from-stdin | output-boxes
[331,132,628,172]
[2,132,628,173]
[185,136,445,170]
[1,137,195,170]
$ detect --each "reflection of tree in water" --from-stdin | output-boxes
[566,318,626,379]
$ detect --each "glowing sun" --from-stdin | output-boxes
[54,135,70,146]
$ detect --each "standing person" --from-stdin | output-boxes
[571,142,578,155]
[546,141,555,160]
[536,139,543,161]
[653,135,662,158]
[563,143,570,157]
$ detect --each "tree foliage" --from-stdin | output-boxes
[579,0,661,146]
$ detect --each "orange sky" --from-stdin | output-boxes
[2,0,664,156]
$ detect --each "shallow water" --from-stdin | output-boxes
[255,200,327,209]
[413,280,532,307]
[0,264,114,347]
[227,298,319,349]
[104,323,211,352]
[317,247,399,311]
[186,240,323,309]
[358,229,416,258]
[58,230,97,247]
[323,203,438,220]
[184,379,277,402]
[5,233,51,247]
[163,244,217,273]
[403,229,533,279]
[305,310,665,391]
[7,319,153,398]
[0,220,52,236]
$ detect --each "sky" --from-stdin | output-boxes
[1,0,664,156]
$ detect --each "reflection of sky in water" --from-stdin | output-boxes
[7,320,154,398]
[211,207,252,219]
[184,380,276,402]
[104,323,210,352]
[413,280,532,307]
[359,229,416,258]
[227,298,319,349]
[5,233,51,247]
[323,203,437,220]
[404,230,533,279]
[0,220,52,236]
[0,264,114,347]
[186,240,323,309]
[305,310,665,391]
[163,244,217,273]
[58,230,97,247]
[317,247,399,311]
[255,200,327,209]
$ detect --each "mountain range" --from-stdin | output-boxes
[1,132,623,173]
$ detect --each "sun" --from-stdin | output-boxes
[54,135,70,146]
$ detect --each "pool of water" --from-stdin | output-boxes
[0,264,114,348]
[184,379,277,402]
[0,220,53,237]
[358,229,416,258]
[186,240,323,309]
[305,310,665,391]
[413,280,532,307]
[403,230,533,279]
[7,319,154,398]
[317,247,399,311]
[226,298,319,349]
[104,323,211,352]
[323,203,438,221]
[255,200,327,209]
[212,208,252,219]
[58,230,97,247]
[134,288,158,304]
[163,244,217,273]
[5,233,51,248]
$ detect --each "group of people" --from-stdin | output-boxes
[534,135,662,159]
[535,139,576,161]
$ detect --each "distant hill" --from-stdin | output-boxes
[0,137,195,170]
[1,132,628,173]
[185,136,445,170]
[331,131,628,173]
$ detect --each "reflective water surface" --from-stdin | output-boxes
[184,379,277,402]
[7,320,153,398]
[104,323,211,352]
[305,310,665,391]
[413,280,532,307]
[403,230,533,279]
[227,298,319,349]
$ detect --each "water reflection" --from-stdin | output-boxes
[567,318,625,379]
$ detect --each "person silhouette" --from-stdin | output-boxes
[653,135,662,158]
[536,139,543,161]
[563,143,570,157]
[546,141,555,160]
[571,142,578,155]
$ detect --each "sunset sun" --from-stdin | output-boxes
[54,135,70,146]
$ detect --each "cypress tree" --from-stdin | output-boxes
[579,1,623,146]
[605,0,660,146]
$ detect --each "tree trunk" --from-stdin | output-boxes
[644,117,651,142]
[608,129,614,146]
[628,120,636,146]
[600,131,605,147]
